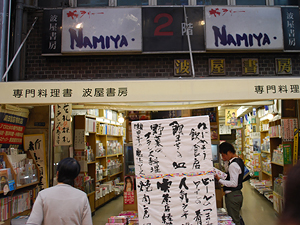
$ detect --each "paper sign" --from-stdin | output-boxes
[23,134,48,189]
[132,116,217,225]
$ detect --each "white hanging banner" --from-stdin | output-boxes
[132,116,217,225]
[54,104,72,146]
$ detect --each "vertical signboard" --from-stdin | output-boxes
[205,6,284,50]
[142,7,205,52]
[23,134,48,189]
[132,116,217,224]
[281,7,300,51]
[42,9,62,54]
[62,8,142,53]
[54,104,72,146]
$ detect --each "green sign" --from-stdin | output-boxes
[283,144,292,165]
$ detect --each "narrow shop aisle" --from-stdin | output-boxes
[241,181,278,225]
[92,195,124,225]
[92,181,278,225]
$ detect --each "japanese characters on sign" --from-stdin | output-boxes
[54,104,72,146]
[142,7,205,52]
[174,59,192,77]
[44,7,300,55]
[242,58,259,75]
[62,8,142,53]
[253,84,300,94]
[42,9,62,54]
[0,111,28,149]
[23,134,48,189]
[205,6,284,50]
[12,87,128,99]
[3,78,300,105]
[281,7,300,50]
[132,116,217,225]
[209,58,225,75]
[275,58,292,75]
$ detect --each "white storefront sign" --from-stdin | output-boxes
[62,8,142,53]
[1,77,300,104]
[205,6,284,50]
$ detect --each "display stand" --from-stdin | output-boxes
[0,152,40,225]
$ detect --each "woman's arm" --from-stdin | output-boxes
[26,194,44,225]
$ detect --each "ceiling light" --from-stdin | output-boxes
[267,113,274,120]
[237,106,249,117]
[118,113,124,124]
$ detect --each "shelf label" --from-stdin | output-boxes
[283,144,292,165]
[293,128,299,166]
[74,129,85,150]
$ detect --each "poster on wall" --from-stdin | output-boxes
[205,6,284,50]
[124,175,135,205]
[54,104,72,146]
[225,109,237,126]
[132,116,217,225]
[23,134,48,189]
[252,138,261,153]
[62,7,142,53]
[0,107,29,149]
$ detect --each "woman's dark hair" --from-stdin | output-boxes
[219,142,236,154]
[57,157,80,186]
[280,162,300,224]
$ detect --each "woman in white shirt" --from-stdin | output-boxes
[27,157,92,225]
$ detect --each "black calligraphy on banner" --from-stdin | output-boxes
[54,104,72,146]
[24,134,48,190]
[132,116,218,224]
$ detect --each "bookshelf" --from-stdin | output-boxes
[0,151,40,225]
[269,100,297,213]
[74,113,124,212]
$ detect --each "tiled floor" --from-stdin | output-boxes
[92,181,279,225]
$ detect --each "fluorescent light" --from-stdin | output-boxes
[237,106,249,117]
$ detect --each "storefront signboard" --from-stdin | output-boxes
[281,7,300,51]
[61,8,142,53]
[42,9,62,55]
[142,7,205,52]
[2,77,300,105]
[205,6,284,50]
[132,116,217,224]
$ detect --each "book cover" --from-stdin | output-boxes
[213,167,227,180]
[0,169,9,191]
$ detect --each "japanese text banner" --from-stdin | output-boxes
[132,116,217,224]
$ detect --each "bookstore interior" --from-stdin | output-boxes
[0,98,299,224]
